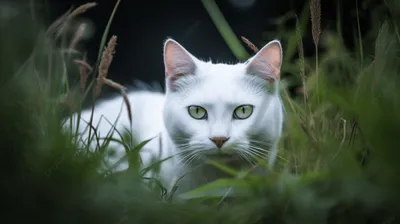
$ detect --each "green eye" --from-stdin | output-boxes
[188,105,207,120]
[233,105,254,119]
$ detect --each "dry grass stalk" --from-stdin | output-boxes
[69,2,98,18]
[61,49,80,55]
[310,0,321,47]
[295,16,308,102]
[102,78,132,125]
[102,78,126,91]
[121,90,133,126]
[59,90,80,114]
[74,54,92,90]
[94,35,117,98]
[70,23,87,50]
[241,36,259,53]
[93,35,133,125]
[55,2,98,38]
[310,0,321,102]
[46,7,73,35]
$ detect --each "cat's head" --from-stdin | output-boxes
[162,38,283,164]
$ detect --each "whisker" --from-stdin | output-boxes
[172,136,191,141]
[175,148,204,176]
[236,150,250,165]
[248,145,270,155]
[247,147,268,159]
[235,145,257,166]
[173,140,190,145]
[246,143,272,155]
[175,151,197,173]
[175,149,197,163]
[249,139,273,148]
[241,151,259,167]
[249,144,288,163]
[174,144,205,164]
[234,143,285,167]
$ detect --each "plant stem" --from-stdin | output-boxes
[315,43,319,103]
[87,0,121,147]
[356,0,364,68]
[201,0,249,61]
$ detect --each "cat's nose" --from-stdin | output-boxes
[209,136,230,148]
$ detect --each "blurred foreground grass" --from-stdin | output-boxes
[1,1,400,223]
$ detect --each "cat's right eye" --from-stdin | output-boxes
[187,105,207,120]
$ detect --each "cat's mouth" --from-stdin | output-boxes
[204,148,236,158]
[204,151,242,164]
[207,153,232,158]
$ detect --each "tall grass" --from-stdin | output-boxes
[1,0,400,223]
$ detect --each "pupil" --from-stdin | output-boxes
[196,107,199,114]
[242,107,245,114]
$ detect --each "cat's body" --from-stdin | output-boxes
[70,39,284,195]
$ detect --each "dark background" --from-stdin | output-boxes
[44,0,382,91]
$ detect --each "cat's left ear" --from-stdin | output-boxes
[163,39,198,91]
[163,38,197,78]
[245,40,283,82]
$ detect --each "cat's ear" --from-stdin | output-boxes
[245,40,283,82]
[163,38,197,78]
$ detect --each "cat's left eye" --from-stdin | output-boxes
[233,105,254,120]
[188,105,207,120]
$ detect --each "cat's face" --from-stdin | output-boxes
[162,39,283,163]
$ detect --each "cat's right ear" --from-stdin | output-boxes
[245,40,283,82]
[163,39,197,88]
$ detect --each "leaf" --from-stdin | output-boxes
[178,178,250,200]
[98,137,130,152]
[206,159,239,176]
[95,0,121,66]
[140,155,174,177]
[127,137,156,170]
[105,137,156,173]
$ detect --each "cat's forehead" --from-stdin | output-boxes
[197,61,247,79]
[177,61,266,105]
[196,62,248,91]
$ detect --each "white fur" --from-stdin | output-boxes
[67,38,284,195]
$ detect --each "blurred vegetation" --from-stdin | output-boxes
[1,0,400,223]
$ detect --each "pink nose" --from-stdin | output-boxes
[209,136,230,148]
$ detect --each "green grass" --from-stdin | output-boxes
[1,1,400,223]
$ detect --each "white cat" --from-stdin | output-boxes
[69,38,284,195]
